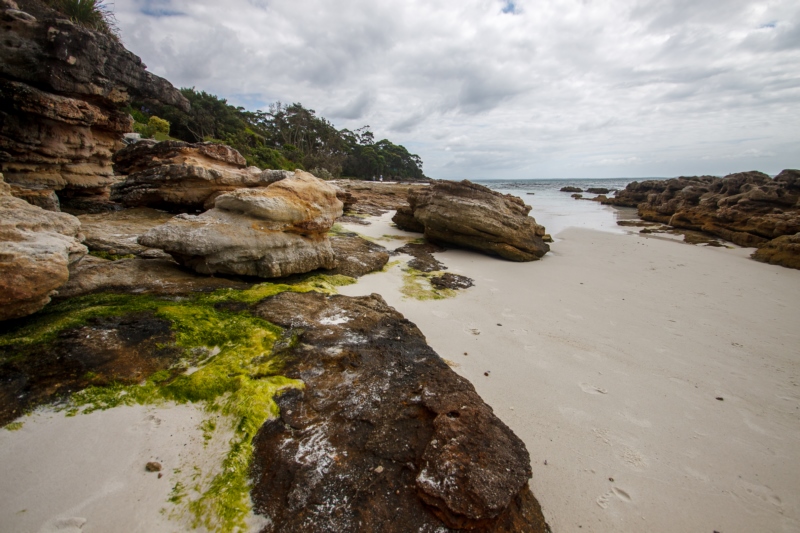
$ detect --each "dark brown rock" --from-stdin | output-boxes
[392,180,549,262]
[250,291,548,532]
[394,241,448,272]
[559,186,582,193]
[430,273,474,290]
[327,234,390,278]
[751,233,800,270]
[586,187,610,194]
[145,461,162,472]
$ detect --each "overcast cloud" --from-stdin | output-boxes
[113,0,799,179]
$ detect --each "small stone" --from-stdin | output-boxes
[484,371,490,376]
[158,473,163,479]
[544,460,548,465]
[609,477,614,482]
[145,461,162,472]
[716,397,724,401]
[374,465,384,474]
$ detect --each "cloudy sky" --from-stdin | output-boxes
[113,0,799,179]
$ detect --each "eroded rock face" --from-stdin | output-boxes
[0,2,189,208]
[751,233,800,270]
[607,170,800,249]
[0,174,86,320]
[250,291,549,532]
[111,140,293,211]
[393,180,549,262]
[333,180,428,216]
[77,207,174,257]
[138,171,343,278]
[328,233,390,278]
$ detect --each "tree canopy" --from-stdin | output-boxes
[132,89,426,180]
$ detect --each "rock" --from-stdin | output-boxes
[392,205,424,232]
[586,187,610,194]
[571,193,583,199]
[250,291,549,532]
[0,173,87,321]
[77,207,174,257]
[430,272,474,290]
[394,241,448,272]
[56,256,250,299]
[751,233,800,270]
[327,234,390,278]
[111,140,293,211]
[333,180,428,216]
[0,2,188,208]
[392,180,549,262]
[145,462,162,472]
[560,186,582,193]
[138,171,343,278]
[0,311,181,425]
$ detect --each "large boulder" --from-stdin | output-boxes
[0,1,189,209]
[393,180,549,261]
[251,291,549,532]
[751,233,800,270]
[138,171,343,278]
[606,170,800,249]
[111,140,293,211]
[0,173,86,320]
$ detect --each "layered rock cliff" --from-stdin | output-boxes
[0,0,188,210]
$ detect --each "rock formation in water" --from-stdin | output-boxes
[0,173,86,320]
[111,140,293,211]
[0,0,189,211]
[251,291,550,532]
[393,180,550,262]
[139,171,343,278]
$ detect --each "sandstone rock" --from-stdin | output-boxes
[111,140,293,211]
[333,180,427,216]
[138,172,343,278]
[328,234,390,278]
[560,186,582,192]
[251,291,549,532]
[611,170,800,248]
[0,174,86,320]
[56,256,250,299]
[393,180,549,262]
[751,233,800,270]
[586,187,610,194]
[77,207,174,256]
[0,2,188,207]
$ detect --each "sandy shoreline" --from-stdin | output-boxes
[2,209,798,532]
[339,213,800,532]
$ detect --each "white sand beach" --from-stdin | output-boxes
[339,211,800,533]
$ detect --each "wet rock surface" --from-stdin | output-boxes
[393,180,550,262]
[0,174,87,320]
[559,186,582,193]
[0,1,187,206]
[111,140,292,211]
[250,291,549,532]
[0,312,181,426]
[430,273,474,290]
[394,242,448,272]
[328,234,390,278]
[138,171,343,278]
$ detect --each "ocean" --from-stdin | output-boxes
[473,178,664,238]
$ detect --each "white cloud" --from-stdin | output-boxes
[112,0,800,179]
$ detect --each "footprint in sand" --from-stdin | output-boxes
[596,487,632,509]
[41,517,87,532]
[466,327,481,336]
[580,383,608,395]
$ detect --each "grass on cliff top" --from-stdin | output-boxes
[0,273,354,533]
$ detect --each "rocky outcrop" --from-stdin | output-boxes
[392,180,550,262]
[328,233,390,278]
[0,173,86,320]
[586,187,610,195]
[607,170,800,249]
[751,233,800,270]
[77,207,174,257]
[111,140,292,211]
[56,256,250,299]
[138,171,343,278]
[251,291,549,532]
[0,1,188,209]
[559,186,582,193]
[333,180,427,216]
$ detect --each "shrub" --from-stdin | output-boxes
[50,0,120,38]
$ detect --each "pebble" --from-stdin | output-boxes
[145,461,162,472]
[374,465,384,474]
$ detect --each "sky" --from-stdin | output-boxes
[112,0,800,180]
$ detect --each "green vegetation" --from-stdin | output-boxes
[401,267,457,301]
[0,274,354,532]
[134,90,426,180]
[47,0,119,38]
[88,250,136,261]
[3,421,23,431]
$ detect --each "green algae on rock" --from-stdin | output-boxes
[401,267,458,301]
[0,274,358,532]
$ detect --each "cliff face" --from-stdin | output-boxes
[0,0,189,210]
